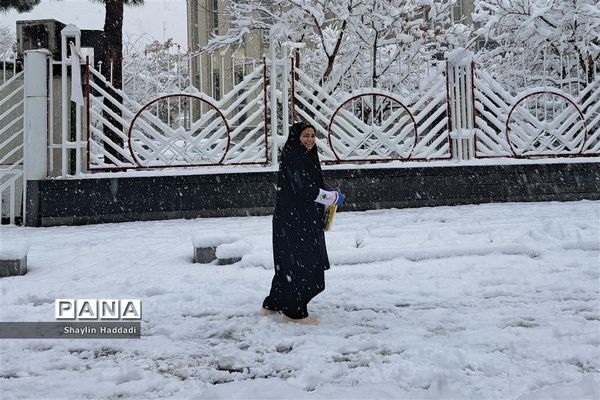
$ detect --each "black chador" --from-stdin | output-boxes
[262,123,331,320]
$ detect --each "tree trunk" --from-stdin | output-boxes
[101,0,125,165]
[103,0,123,89]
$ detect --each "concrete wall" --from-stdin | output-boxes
[25,162,600,227]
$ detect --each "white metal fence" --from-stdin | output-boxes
[290,47,600,163]
[473,53,600,158]
[293,67,451,163]
[1,24,599,225]
[87,56,269,170]
[1,58,18,86]
[63,38,599,176]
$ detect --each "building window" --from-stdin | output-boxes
[212,70,221,100]
[452,1,464,24]
[234,65,247,117]
[212,0,219,34]
[191,3,199,46]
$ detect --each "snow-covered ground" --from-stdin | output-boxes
[0,200,599,399]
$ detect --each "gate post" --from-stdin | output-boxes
[447,48,475,161]
[60,24,82,176]
[23,49,50,226]
[269,43,278,166]
[268,43,293,166]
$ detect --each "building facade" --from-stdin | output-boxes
[186,0,268,100]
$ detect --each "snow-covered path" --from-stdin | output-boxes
[1,201,599,399]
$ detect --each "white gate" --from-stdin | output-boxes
[0,69,24,225]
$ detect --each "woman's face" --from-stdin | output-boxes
[299,127,316,150]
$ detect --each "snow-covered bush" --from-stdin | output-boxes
[122,36,191,107]
[0,25,16,62]
[473,0,600,92]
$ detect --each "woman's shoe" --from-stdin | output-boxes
[259,307,278,316]
[281,315,320,325]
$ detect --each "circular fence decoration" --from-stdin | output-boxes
[327,92,417,162]
[505,90,587,157]
[128,94,230,168]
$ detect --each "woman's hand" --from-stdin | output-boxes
[335,191,345,206]
[315,189,346,206]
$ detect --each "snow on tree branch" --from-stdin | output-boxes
[205,0,460,96]
[473,0,600,84]
[0,24,15,61]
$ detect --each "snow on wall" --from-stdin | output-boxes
[0,241,29,260]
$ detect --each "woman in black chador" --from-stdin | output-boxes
[261,122,345,325]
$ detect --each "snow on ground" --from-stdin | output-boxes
[0,200,599,399]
